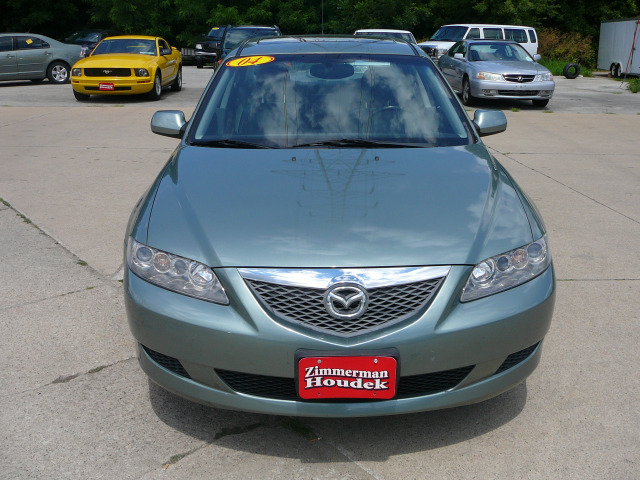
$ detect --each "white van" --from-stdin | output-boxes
[419,24,539,59]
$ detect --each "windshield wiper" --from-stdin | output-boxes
[293,138,423,148]
[189,139,274,149]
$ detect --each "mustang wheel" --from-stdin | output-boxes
[47,61,70,84]
[171,67,182,92]
[73,90,90,101]
[148,73,162,100]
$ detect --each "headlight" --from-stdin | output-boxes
[476,72,504,82]
[461,236,551,302]
[195,43,203,50]
[438,48,448,56]
[126,238,229,304]
[72,68,82,77]
[535,73,553,81]
[135,68,149,77]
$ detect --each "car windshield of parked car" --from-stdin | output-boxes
[92,39,157,56]
[431,26,467,41]
[469,43,533,62]
[206,27,225,39]
[65,31,102,44]
[190,54,473,148]
[223,29,278,51]
[355,32,416,43]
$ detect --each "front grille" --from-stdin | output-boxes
[84,68,131,77]
[216,365,474,401]
[497,90,539,97]
[495,342,540,374]
[141,344,191,379]
[245,277,444,337]
[504,74,535,83]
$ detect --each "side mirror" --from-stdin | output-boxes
[473,109,507,137]
[533,54,541,62]
[151,110,187,138]
[160,48,171,56]
[454,53,464,60]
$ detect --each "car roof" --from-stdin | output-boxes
[226,25,279,30]
[232,36,422,56]
[441,24,534,29]
[102,35,160,41]
[355,29,412,34]
[464,39,518,45]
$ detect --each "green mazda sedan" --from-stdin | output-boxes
[124,36,555,417]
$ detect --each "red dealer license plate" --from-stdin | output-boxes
[99,83,114,91]
[298,356,397,400]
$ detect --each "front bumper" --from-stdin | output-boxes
[195,51,218,63]
[71,76,154,95]
[125,264,555,417]
[470,79,555,101]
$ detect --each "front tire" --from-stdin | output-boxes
[532,99,549,107]
[171,67,182,92]
[47,61,70,84]
[73,90,90,101]
[147,72,162,100]
[462,77,474,106]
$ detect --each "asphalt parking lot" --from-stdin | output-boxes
[1,67,639,479]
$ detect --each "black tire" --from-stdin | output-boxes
[196,60,203,69]
[171,67,182,92]
[147,72,162,100]
[461,77,474,106]
[563,63,580,79]
[73,90,90,101]
[47,61,70,84]
[610,63,620,78]
[532,99,549,107]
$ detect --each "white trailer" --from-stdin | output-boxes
[597,17,640,77]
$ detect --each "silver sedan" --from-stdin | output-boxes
[438,40,555,107]
[0,33,82,84]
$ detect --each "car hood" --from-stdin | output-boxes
[473,61,548,75]
[77,54,157,67]
[143,144,534,268]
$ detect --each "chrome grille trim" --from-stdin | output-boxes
[240,267,449,337]
[503,74,535,83]
[238,266,450,289]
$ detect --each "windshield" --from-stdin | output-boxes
[431,26,467,42]
[223,28,279,51]
[206,27,225,39]
[469,42,533,62]
[189,54,473,149]
[92,39,157,56]
[355,31,416,43]
[65,31,102,44]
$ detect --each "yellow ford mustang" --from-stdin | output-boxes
[70,35,182,101]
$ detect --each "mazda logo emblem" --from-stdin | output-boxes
[323,284,368,320]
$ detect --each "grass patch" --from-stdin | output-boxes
[543,110,554,113]
[77,260,88,266]
[626,77,640,93]
[511,107,520,112]
[539,59,592,77]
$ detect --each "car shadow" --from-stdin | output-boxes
[73,88,183,105]
[147,379,528,461]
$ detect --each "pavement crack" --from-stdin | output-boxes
[47,357,136,387]
[488,146,640,226]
